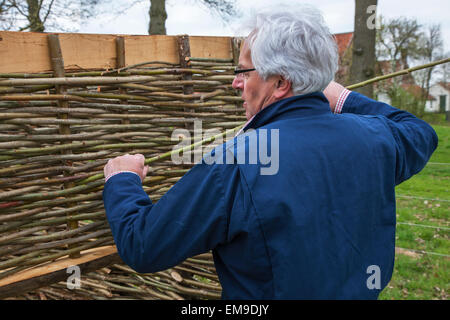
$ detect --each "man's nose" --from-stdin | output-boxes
[232,76,243,90]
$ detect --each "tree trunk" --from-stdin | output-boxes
[27,0,45,32]
[349,0,377,98]
[149,0,167,35]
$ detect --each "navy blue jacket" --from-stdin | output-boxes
[103,92,437,299]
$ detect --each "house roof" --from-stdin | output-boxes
[332,31,446,95]
[375,59,415,86]
[437,82,450,91]
[376,60,409,73]
[333,32,353,56]
[402,83,435,100]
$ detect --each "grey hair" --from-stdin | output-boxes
[246,5,338,95]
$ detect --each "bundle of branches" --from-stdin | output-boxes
[0,57,244,297]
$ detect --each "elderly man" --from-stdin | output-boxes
[103,6,437,299]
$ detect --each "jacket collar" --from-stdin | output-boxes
[242,92,331,132]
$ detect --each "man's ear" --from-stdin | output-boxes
[274,76,292,99]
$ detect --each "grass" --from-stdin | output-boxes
[378,120,449,300]
[421,112,450,126]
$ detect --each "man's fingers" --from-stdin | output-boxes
[133,153,145,164]
[143,165,149,179]
[103,154,148,182]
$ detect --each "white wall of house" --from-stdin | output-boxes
[426,84,450,112]
[377,84,449,113]
[377,92,391,105]
[425,99,435,112]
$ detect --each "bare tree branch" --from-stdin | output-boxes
[198,0,237,21]
[41,0,54,25]
[0,0,104,32]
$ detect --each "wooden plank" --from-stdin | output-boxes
[0,31,52,73]
[0,32,234,74]
[0,246,120,299]
[190,36,233,60]
[0,32,117,73]
[124,34,180,66]
[58,33,117,71]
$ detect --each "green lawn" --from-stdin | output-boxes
[378,123,449,300]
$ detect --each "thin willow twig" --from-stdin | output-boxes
[347,57,450,89]
[76,124,243,185]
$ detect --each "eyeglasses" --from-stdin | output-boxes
[234,68,256,79]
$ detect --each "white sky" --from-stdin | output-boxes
[77,0,450,52]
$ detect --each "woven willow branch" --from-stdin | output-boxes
[347,57,450,89]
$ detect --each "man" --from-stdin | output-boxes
[103,6,437,299]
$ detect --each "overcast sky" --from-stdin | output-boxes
[78,0,450,52]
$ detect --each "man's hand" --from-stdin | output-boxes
[323,81,346,112]
[104,154,149,183]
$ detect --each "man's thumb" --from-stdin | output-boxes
[142,165,149,180]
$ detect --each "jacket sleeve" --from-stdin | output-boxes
[341,91,438,185]
[102,161,241,273]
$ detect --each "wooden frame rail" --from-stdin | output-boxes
[0,246,121,299]
[0,31,240,74]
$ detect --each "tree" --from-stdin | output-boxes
[436,51,450,83]
[349,0,378,99]
[0,0,103,32]
[149,0,167,35]
[376,16,423,75]
[375,17,446,115]
[414,24,444,104]
[147,0,237,35]
[374,16,424,111]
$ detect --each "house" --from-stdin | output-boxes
[375,60,416,86]
[425,82,450,112]
[332,32,416,87]
[376,83,435,110]
[333,32,353,85]
[373,59,418,106]
[332,31,447,113]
